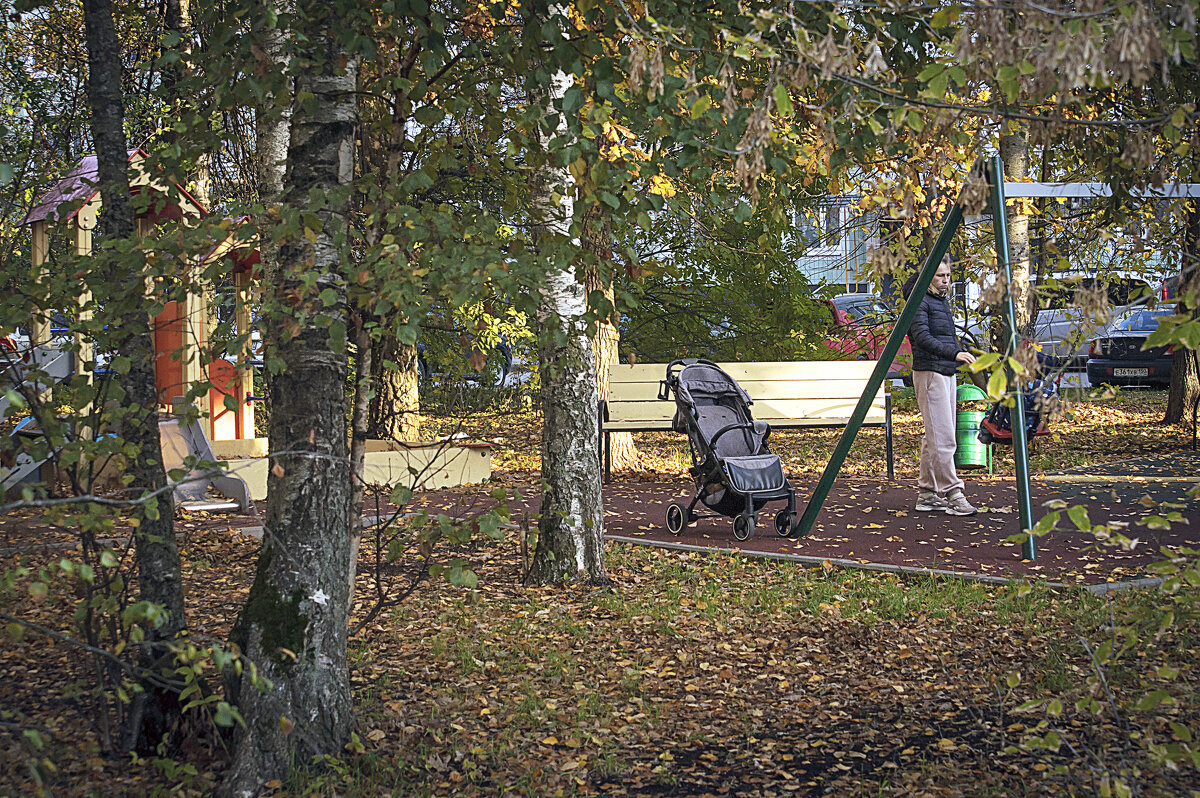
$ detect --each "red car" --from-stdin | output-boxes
[824,294,914,382]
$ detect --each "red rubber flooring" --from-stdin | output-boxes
[401,472,1199,586]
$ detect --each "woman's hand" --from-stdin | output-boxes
[956,350,976,365]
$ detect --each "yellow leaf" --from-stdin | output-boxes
[542,736,558,746]
[648,174,676,197]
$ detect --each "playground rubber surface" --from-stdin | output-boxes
[389,459,1200,587]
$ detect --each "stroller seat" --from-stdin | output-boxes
[659,359,796,541]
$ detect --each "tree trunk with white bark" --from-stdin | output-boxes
[525,3,608,586]
[221,5,357,794]
[999,128,1034,346]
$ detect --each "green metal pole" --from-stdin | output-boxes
[988,154,1037,561]
[790,179,972,538]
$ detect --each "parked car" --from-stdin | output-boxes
[1085,304,1177,387]
[825,293,913,380]
[827,292,993,382]
[1029,307,1107,368]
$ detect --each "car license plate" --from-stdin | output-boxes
[1114,367,1149,377]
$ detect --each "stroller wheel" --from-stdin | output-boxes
[733,514,754,542]
[665,503,688,534]
[774,510,794,537]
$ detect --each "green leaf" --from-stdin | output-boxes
[319,288,339,307]
[562,87,585,115]
[1135,690,1174,711]
[967,352,1001,372]
[1067,505,1091,531]
[931,5,962,27]
[477,512,503,540]
[986,368,1007,400]
[690,94,712,119]
[772,84,793,117]
[0,163,13,185]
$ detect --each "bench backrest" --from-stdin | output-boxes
[606,361,888,425]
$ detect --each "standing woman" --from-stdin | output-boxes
[905,263,977,516]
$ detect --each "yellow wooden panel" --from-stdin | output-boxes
[608,379,884,402]
[607,360,880,384]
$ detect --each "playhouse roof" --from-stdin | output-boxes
[199,216,260,276]
[20,148,209,226]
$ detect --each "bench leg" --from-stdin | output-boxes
[885,393,895,481]
[603,430,612,484]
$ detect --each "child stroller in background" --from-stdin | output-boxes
[658,359,796,541]
[978,379,1057,446]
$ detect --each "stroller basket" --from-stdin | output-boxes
[658,359,796,542]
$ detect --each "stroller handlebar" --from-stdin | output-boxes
[660,358,720,400]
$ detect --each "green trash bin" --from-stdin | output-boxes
[955,383,992,472]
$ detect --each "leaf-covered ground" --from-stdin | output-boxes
[1,388,1197,796]
[428,387,1193,480]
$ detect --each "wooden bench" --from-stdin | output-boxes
[599,360,893,482]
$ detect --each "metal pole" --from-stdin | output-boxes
[791,172,974,538]
[988,154,1037,561]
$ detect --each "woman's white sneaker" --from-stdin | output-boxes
[944,490,977,516]
[915,492,948,512]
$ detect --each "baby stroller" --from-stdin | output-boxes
[978,379,1056,446]
[658,359,796,541]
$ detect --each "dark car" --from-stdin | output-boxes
[1085,305,1176,387]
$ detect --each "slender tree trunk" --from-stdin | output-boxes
[221,6,357,794]
[348,311,371,611]
[1165,202,1200,424]
[525,3,608,586]
[252,0,292,283]
[583,207,637,470]
[999,127,1034,344]
[367,335,420,440]
[82,0,187,753]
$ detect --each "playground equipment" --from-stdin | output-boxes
[7,150,492,509]
[8,149,257,511]
[1,344,76,490]
[789,156,1200,561]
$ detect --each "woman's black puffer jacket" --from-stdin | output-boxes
[908,292,963,376]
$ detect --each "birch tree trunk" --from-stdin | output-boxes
[252,0,292,284]
[221,5,357,793]
[81,0,188,753]
[525,3,608,586]
[999,127,1034,345]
